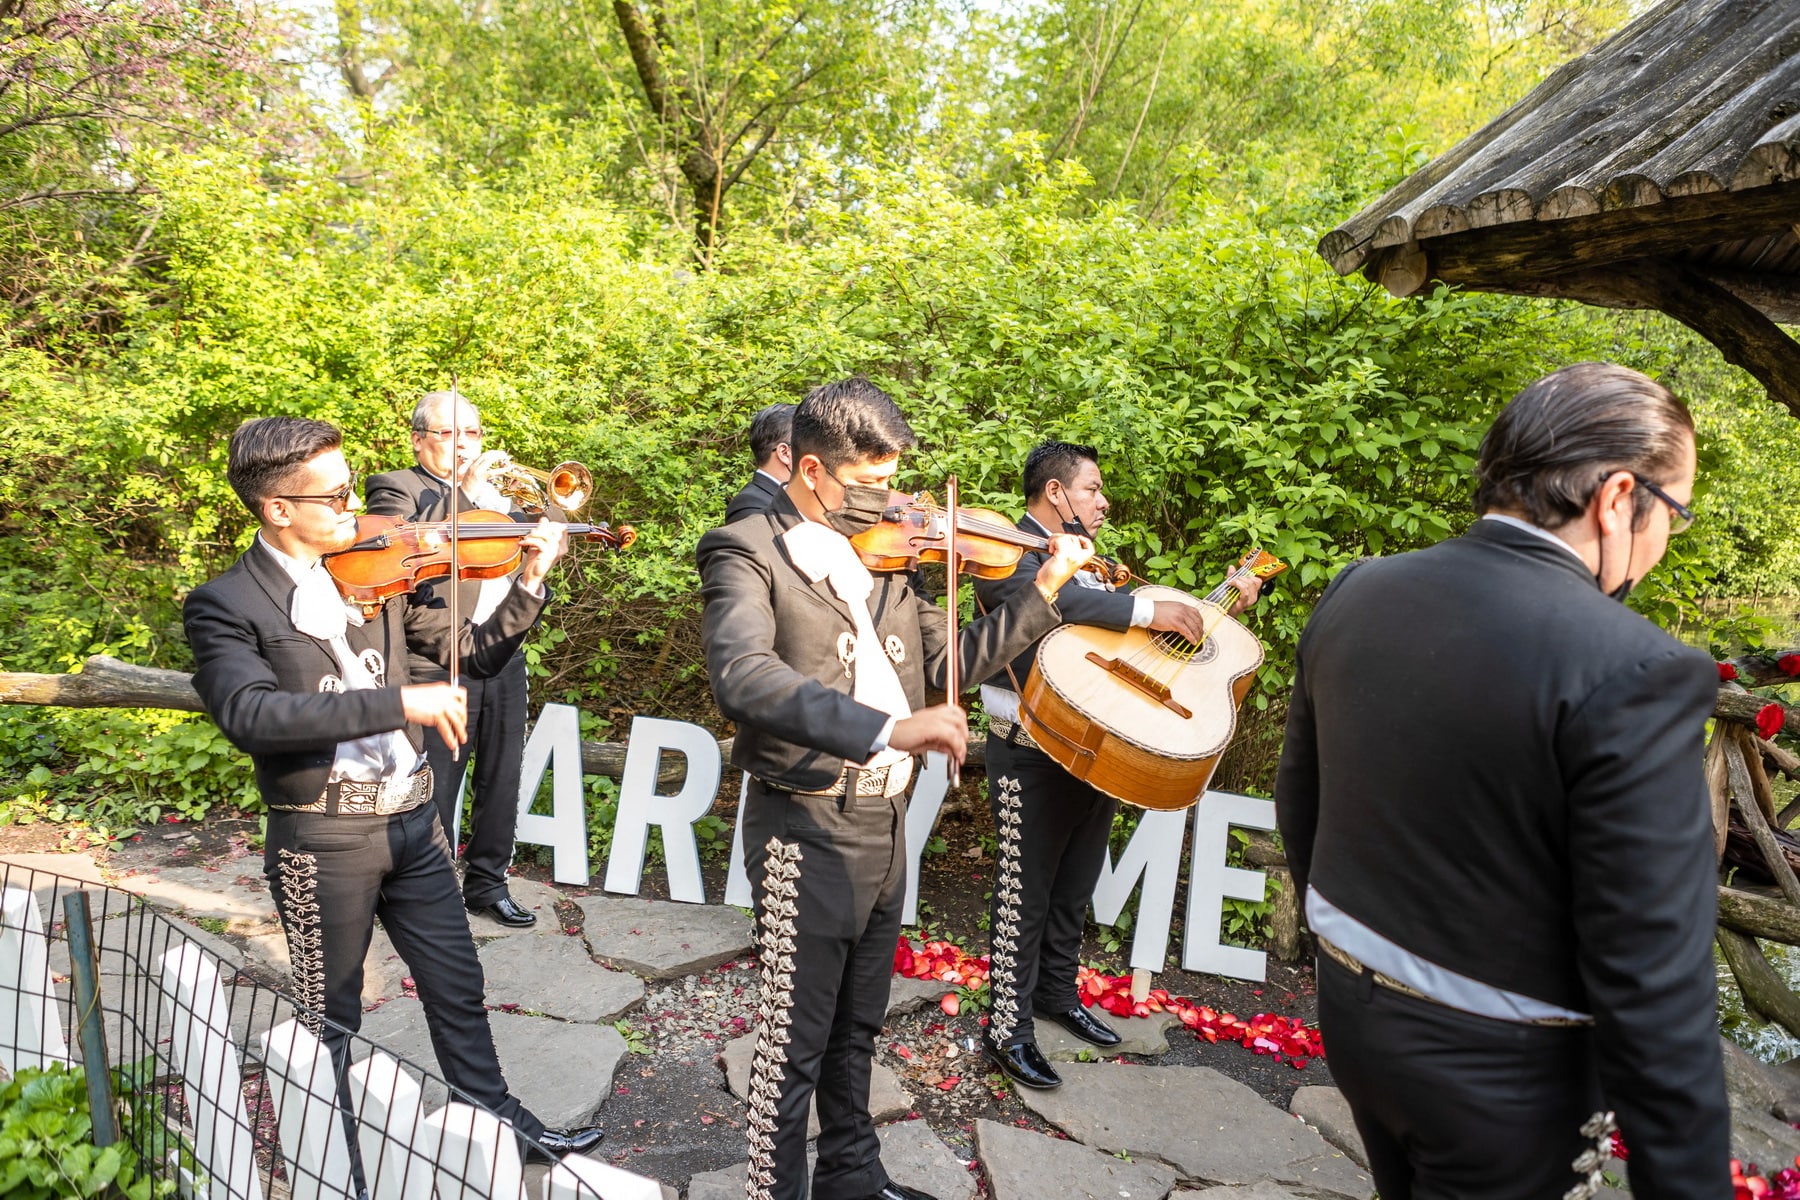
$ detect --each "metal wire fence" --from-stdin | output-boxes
[0,859,657,1200]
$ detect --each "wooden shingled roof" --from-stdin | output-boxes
[1318,0,1800,414]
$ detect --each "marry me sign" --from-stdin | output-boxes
[507,706,1280,983]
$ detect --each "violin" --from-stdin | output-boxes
[324,510,636,618]
[849,491,1130,586]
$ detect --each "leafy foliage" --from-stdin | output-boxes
[0,1065,172,1200]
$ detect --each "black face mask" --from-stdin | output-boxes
[1595,510,1636,603]
[821,477,890,538]
[1050,492,1091,539]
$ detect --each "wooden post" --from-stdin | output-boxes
[1724,734,1800,907]
[61,892,118,1148]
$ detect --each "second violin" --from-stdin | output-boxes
[850,490,1129,585]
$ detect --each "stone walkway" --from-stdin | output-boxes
[25,842,1790,1197]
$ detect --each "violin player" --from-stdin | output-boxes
[364,390,541,928]
[973,441,1259,1090]
[696,379,1091,1200]
[182,416,601,1162]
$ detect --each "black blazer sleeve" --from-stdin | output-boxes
[973,548,1136,630]
[698,530,891,763]
[1273,636,1320,903]
[1560,649,1729,1198]
[184,587,406,756]
[363,469,424,519]
[402,578,549,680]
[915,570,1062,695]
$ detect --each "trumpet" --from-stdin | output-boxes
[468,451,593,515]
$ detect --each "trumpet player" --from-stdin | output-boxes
[364,390,542,928]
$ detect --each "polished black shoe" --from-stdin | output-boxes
[859,1183,940,1200]
[1037,1005,1122,1048]
[466,895,537,928]
[983,1038,1063,1090]
[523,1124,603,1163]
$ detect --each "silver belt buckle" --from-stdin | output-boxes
[375,772,420,815]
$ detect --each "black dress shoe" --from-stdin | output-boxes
[523,1124,603,1163]
[467,895,536,927]
[983,1038,1062,1090]
[860,1183,940,1200]
[1037,1005,1122,1048]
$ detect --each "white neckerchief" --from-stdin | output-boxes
[258,535,418,782]
[781,519,911,768]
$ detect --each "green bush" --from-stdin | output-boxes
[0,1065,171,1200]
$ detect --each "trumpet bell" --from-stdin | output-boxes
[485,454,593,514]
[542,461,592,513]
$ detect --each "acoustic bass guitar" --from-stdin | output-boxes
[1018,550,1287,811]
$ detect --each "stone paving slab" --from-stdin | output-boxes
[719,1032,911,1139]
[1289,1086,1367,1169]
[888,975,953,1018]
[467,878,570,939]
[975,1117,1180,1200]
[240,925,406,1007]
[577,897,753,979]
[1016,1064,1372,1198]
[1173,1186,1307,1199]
[687,1119,973,1200]
[1036,1011,1178,1061]
[356,997,628,1129]
[479,932,645,1023]
[110,864,281,934]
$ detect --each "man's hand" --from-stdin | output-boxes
[516,519,570,591]
[403,682,468,747]
[1227,572,1262,616]
[1033,533,1094,599]
[889,703,970,770]
[1148,599,1208,643]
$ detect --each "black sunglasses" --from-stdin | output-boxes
[1629,474,1693,534]
[278,473,359,513]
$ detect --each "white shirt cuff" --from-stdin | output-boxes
[1129,593,1154,628]
[514,577,546,600]
[870,715,899,756]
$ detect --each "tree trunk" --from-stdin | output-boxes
[1718,927,1800,1040]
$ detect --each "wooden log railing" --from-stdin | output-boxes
[0,655,996,785]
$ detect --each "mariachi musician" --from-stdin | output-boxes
[364,390,541,928]
[974,441,1259,1090]
[181,416,600,1160]
[697,380,1091,1200]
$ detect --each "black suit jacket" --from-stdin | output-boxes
[697,492,1063,792]
[182,539,547,810]
[364,465,535,682]
[1275,518,1726,1197]
[724,471,783,524]
[972,512,1135,693]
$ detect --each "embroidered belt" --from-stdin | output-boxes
[786,756,915,799]
[271,766,434,817]
[1316,935,1592,1029]
[988,717,1045,753]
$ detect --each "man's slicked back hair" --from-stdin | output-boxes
[748,402,796,465]
[1023,441,1100,501]
[789,379,915,472]
[1475,363,1694,530]
[228,417,343,517]
[412,390,479,432]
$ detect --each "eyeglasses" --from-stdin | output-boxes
[278,474,359,513]
[415,426,484,441]
[1631,474,1694,534]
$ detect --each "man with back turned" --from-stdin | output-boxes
[1276,363,1727,1198]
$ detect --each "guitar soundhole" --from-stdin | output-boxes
[1154,635,1217,664]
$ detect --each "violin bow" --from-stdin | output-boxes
[447,373,461,763]
[944,476,961,788]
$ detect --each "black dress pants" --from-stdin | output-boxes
[984,735,1118,1048]
[1317,953,1603,1200]
[263,799,545,1140]
[741,778,907,1200]
[423,652,528,907]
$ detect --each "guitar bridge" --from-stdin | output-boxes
[1084,652,1193,719]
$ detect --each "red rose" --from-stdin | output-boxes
[1757,703,1787,741]
[1719,662,1740,682]
[1779,654,1800,678]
